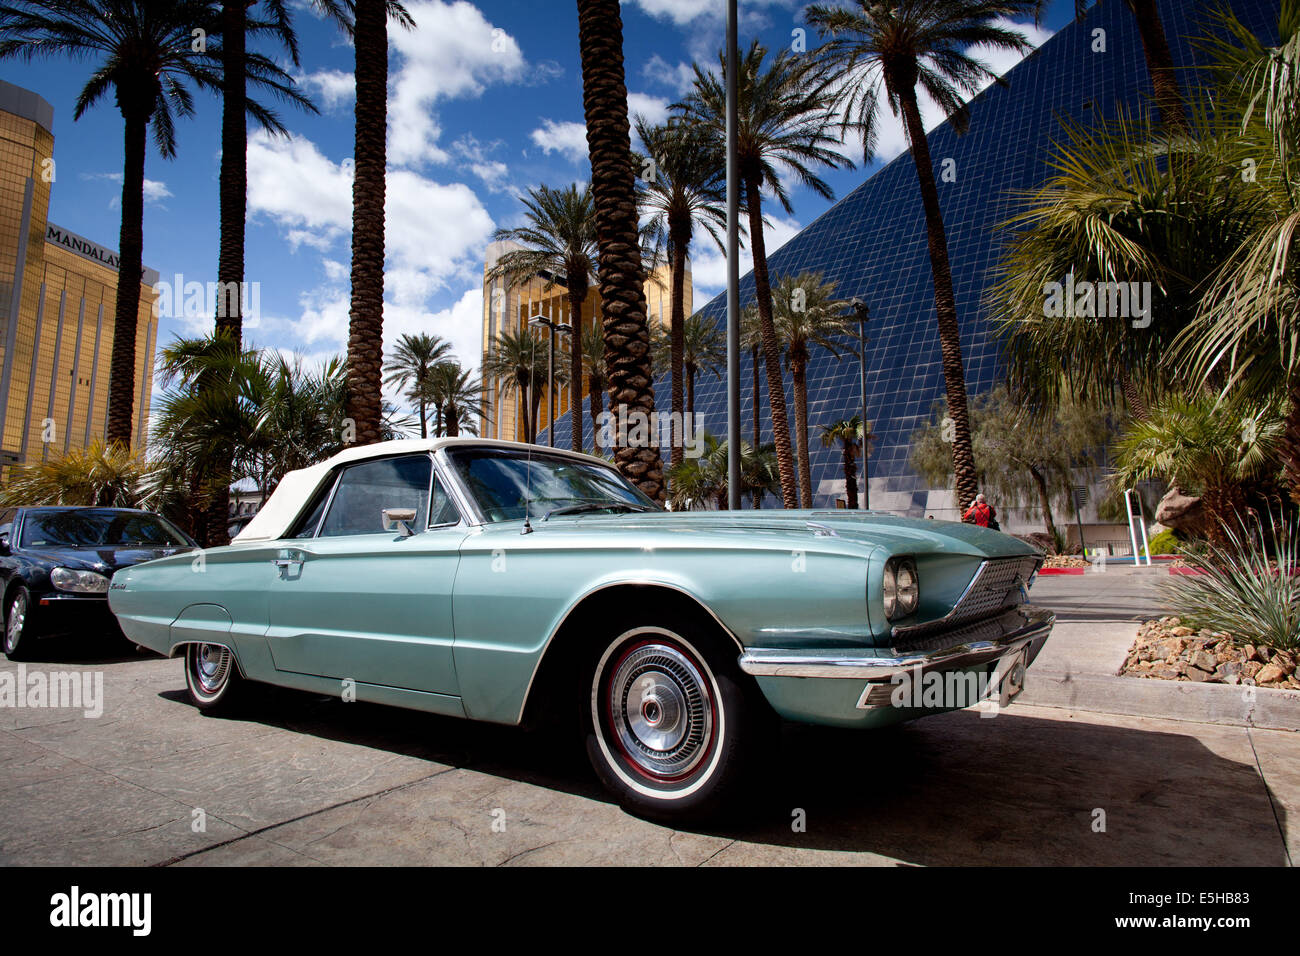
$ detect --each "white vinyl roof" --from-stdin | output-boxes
[232,437,610,543]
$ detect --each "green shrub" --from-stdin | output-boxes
[1160,514,1300,651]
[1147,528,1182,556]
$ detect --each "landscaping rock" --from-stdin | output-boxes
[1121,617,1299,691]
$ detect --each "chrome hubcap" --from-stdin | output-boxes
[194,643,230,694]
[607,643,713,779]
[5,594,24,652]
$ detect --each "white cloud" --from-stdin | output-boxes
[530,119,588,162]
[84,172,172,206]
[690,213,802,305]
[386,0,528,168]
[298,68,355,110]
[247,131,353,247]
[627,0,793,27]
[642,54,695,96]
[627,91,671,126]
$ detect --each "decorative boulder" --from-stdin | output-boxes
[1154,485,1210,538]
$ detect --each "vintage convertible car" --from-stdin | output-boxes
[109,438,1054,819]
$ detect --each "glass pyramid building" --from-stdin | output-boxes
[546,0,1278,517]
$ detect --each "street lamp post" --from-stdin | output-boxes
[849,298,870,510]
[528,314,571,447]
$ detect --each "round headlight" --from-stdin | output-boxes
[51,567,110,594]
[883,556,919,620]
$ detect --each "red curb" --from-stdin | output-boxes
[1037,567,1087,575]
[1169,566,1207,575]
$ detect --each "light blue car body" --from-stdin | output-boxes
[109,438,1053,729]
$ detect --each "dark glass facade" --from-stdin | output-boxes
[546,0,1278,516]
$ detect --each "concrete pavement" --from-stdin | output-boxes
[0,628,1292,866]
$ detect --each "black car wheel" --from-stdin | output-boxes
[4,586,36,661]
[184,642,243,711]
[583,615,768,822]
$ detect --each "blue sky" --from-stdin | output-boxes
[5,0,1079,414]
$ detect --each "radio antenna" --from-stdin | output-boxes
[521,304,543,534]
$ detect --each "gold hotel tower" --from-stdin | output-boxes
[481,240,687,445]
[0,78,159,471]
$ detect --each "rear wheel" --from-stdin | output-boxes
[583,617,767,821]
[184,642,243,711]
[4,586,36,661]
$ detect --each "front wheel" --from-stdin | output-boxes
[4,586,37,661]
[583,619,766,821]
[184,642,243,711]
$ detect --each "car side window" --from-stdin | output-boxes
[319,455,432,538]
[429,472,461,527]
[288,476,337,539]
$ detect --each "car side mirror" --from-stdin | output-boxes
[382,508,417,537]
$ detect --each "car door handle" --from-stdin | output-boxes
[273,550,305,573]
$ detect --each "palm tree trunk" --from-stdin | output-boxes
[744,176,797,508]
[751,343,761,448]
[105,104,149,448]
[346,0,389,446]
[792,354,812,508]
[418,394,428,439]
[1284,378,1300,506]
[843,444,858,510]
[1126,0,1188,132]
[668,225,689,467]
[685,363,696,420]
[516,375,532,443]
[202,0,250,549]
[577,0,664,500]
[898,90,979,513]
[1029,463,1059,542]
[568,289,585,452]
[588,373,603,443]
[446,406,460,437]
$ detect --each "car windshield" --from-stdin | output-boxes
[446,448,660,523]
[20,510,192,549]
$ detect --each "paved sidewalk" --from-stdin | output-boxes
[0,646,1292,866]
[1022,566,1300,731]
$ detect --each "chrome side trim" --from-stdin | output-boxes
[738,606,1053,680]
[513,579,746,724]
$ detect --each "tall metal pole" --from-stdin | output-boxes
[547,324,556,447]
[858,330,869,509]
[725,0,741,510]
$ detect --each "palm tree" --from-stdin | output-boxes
[213,0,333,345]
[805,0,1043,513]
[346,0,414,446]
[0,0,223,447]
[740,305,764,452]
[989,105,1261,413]
[488,183,597,452]
[651,311,724,421]
[1113,391,1284,544]
[482,327,551,443]
[424,361,481,438]
[820,416,866,510]
[576,0,664,500]
[772,272,849,508]
[667,433,780,511]
[384,333,452,438]
[678,41,850,508]
[1178,0,1300,503]
[580,318,608,448]
[637,118,727,466]
[204,2,324,547]
[0,442,153,509]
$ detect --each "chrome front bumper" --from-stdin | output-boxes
[738,605,1054,711]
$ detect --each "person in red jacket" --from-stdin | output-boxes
[963,493,998,529]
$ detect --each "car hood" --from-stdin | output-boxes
[532,509,1040,560]
[22,545,196,574]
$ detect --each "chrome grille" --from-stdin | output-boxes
[890,555,1041,646]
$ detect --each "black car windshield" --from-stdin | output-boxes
[446,448,660,523]
[20,510,192,549]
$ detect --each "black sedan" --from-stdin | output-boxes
[0,507,196,659]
